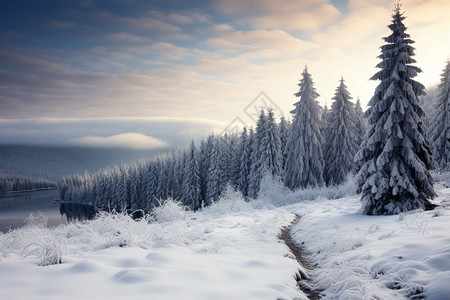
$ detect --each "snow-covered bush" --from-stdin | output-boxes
[204,184,251,214]
[0,214,64,266]
[151,198,187,223]
[254,175,357,207]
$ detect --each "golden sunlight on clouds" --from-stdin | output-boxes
[70,133,169,150]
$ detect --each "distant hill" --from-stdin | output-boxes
[0,145,166,180]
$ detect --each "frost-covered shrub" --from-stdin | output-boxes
[24,212,48,228]
[22,237,63,266]
[204,184,251,214]
[64,211,154,250]
[0,220,64,266]
[151,198,187,223]
[254,175,357,207]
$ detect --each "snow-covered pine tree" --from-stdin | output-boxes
[320,104,329,137]
[278,116,289,170]
[173,150,186,201]
[284,66,324,190]
[183,141,202,209]
[165,153,177,200]
[428,60,450,171]
[354,3,435,215]
[237,127,251,198]
[220,134,233,186]
[199,136,213,204]
[128,164,141,210]
[323,77,359,186]
[259,109,283,180]
[144,162,158,210]
[354,97,366,148]
[119,166,130,209]
[420,85,438,133]
[229,133,241,188]
[155,156,168,200]
[111,166,121,210]
[206,136,222,205]
[248,110,267,198]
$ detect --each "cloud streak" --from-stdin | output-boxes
[0,117,226,149]
[70,133,169,150]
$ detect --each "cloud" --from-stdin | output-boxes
[70,133,169,150]
[104,32,151,44]
[0,117,226,149]
[49,21,77,29]
[213,0,341,31]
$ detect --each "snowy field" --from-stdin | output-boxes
[1,178,450,300]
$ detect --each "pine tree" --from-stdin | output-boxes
[259,109,283,180]
[248,110,267,198]
[155,157,168,200]
[144,162,158,210]
[354,97,366,148]
[323,77,359,186]
[278,116,289,170]
[237,128,251,198]
[355,3,435,215]
[284,66,324,190]
[183,141,202,209]
[320,104,330,136]
[199,136,213,204]
[220,134,233,186]
[205,135,223,205]
[428,60,450,171]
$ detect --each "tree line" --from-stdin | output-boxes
[0,173,57,195]
[58,70,366,212]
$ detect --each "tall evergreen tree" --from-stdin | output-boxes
[144,162,158,209]
[259,109,283,179]
[199,136,213,204]
[284,66,324,189]
[183,141,202,209]
[237,128,251,198]
[248,110,267,198]
[355,3,435,215]
[278,116,289,170]
[206,136,222,204]
[354,97,366,148]
[428,60,450,171]
[323,77,359,186]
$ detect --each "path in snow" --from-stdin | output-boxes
[279,215,322,300]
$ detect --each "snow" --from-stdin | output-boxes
[2,176,450,299]
[0,197,305,300]
[288,181,450,299]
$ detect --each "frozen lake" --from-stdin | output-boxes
[0,189,67,233]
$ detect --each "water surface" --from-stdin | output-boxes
[0,189,67,233]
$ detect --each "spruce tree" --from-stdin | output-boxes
[259,109,283,180]
[428,60,450,171]
[355,3,435,215]
[206,136,222,204]
[183,141,202,209]
[248,110,267,198]
[324,77,359,186]
[354,97,366,147]
[284,66,324,189]
[278,116,289,170]
[237,127,251,198]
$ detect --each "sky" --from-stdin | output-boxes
[0,0,449,150]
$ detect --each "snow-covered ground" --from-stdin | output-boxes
[1,178,450,300]
[289,184,450,300]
